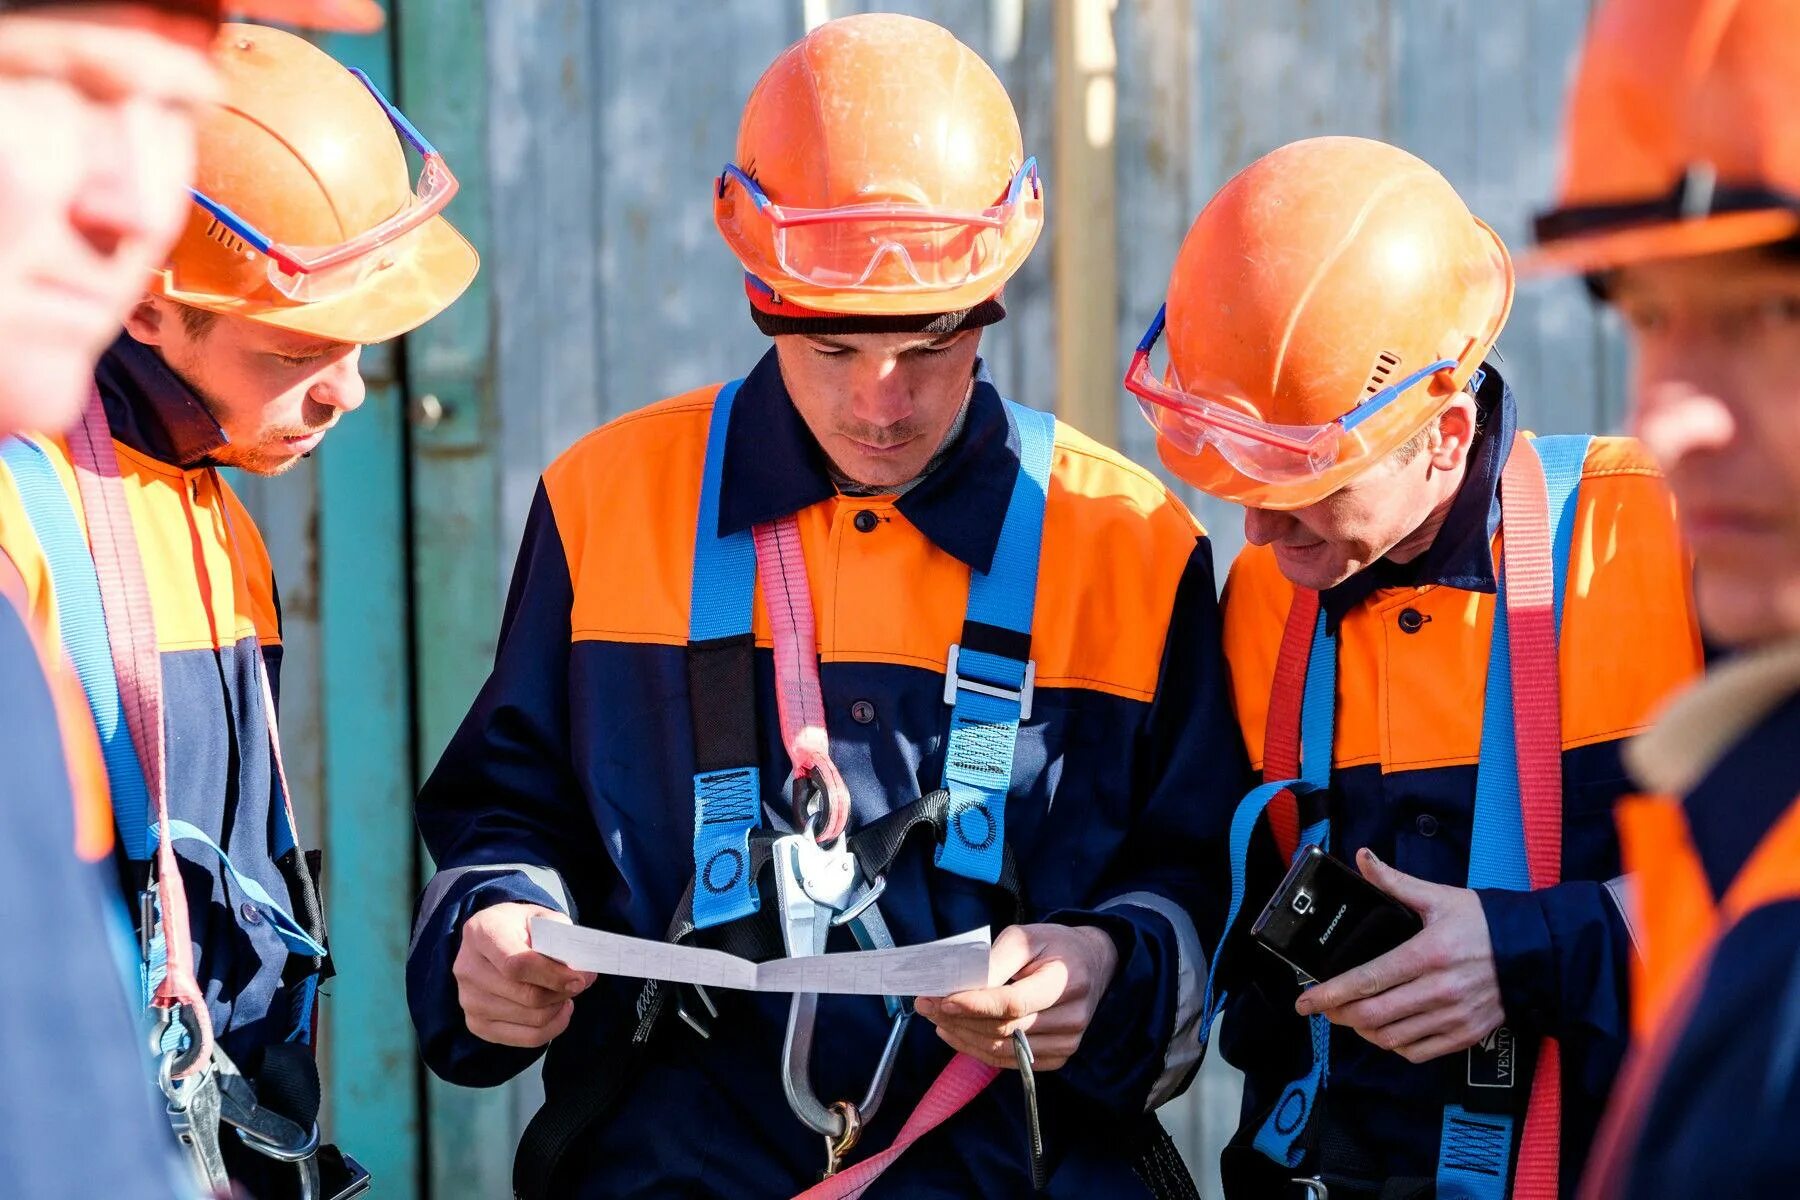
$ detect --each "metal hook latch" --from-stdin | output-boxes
[773,832,911,1176]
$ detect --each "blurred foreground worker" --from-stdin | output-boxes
[0,17,473,1198]
[0,2,384,1197]
[407,13,1245,1198]
[1133,136,1703,1198]
[1530,0,1800,1195]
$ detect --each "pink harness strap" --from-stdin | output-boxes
[68,392,214,1071]
[791,1054,1001,1200]
[753,515,851,843]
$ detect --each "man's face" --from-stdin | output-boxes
[1242,400,1474,592]
[125,299,365,476]
[1611,248,1800,647]
[773,327,982,489]
[0,6,218,435]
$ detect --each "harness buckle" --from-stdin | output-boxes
[1293,1176,1330,1199]
[942,643,1035,721]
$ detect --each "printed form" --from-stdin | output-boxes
[530,919,992,997]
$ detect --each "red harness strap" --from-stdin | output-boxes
[1498,438,1565,1200]
[1257,435,1566,1199]
[1262,586,1321,862]
[67,392,214,1071]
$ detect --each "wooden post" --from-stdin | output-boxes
[1053,0,1121,446]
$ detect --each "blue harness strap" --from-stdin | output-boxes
[1,432,326,1044]
[937,401,1054,883]
[685,393,1054,915]
[1436,434,1590,1200]
[687,379,763,931]
[0,437,152,861]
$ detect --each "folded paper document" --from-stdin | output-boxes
[530,919,991,997]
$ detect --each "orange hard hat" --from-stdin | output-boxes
[0,1,382,33]
[714,12,1041,319]
[1530,0,1800,275]
[150,22,476,343]
[228,0,382,32]
[1139,136,1513,511]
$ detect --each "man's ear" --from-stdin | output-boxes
[1426,393,1479,473]
[121,297,166,347]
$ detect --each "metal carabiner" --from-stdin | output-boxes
[773,832,913,1158]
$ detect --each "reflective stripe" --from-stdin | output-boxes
[1099,890,1208,1109]
[1605,875,1642,957]
[408,862,575,959]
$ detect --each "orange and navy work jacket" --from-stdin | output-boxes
[407,351,1250,1197]
[0,335,306,1072]
[1214,368,1703,1193]
[0,552,185,1196]
[1585,641,1800,1197]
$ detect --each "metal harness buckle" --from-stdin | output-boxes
[942,643,1035,721]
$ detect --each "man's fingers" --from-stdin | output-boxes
[934,1024,1015,1068]
[455,950,572,1011]
[1323,973,1453,1031]
[986,924,1039,987]
[468,1002,574,1049]
[495,945,591,993]
[1391,1029,1472,1065]
[462,989,574,1028]
[1299,932,1433,1015]
[1357,1004,1464,1054]
[1356,848,1441,916]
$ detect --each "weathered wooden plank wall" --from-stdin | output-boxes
[232,2,1623,1195]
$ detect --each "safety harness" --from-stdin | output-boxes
[512,380,1200,1200]
[0,395,352,1198]
[1192,433,1589,1200]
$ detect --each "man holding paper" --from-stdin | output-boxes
[405,13,1246,1198]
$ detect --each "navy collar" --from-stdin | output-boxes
[1320,364,1517,630]
[94,333,228,468]
[719,348,1022,574]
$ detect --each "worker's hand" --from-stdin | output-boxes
[454,902,597,1048]
[1295,849,1504,1064]
[913,922,1119,1070]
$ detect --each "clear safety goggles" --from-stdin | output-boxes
[188,68,458,303]
[715,157,1042,292]
[1125,304,1456,484]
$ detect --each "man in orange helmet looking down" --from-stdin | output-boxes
[407,13,1246,1197]
[1133,135,1702,1198]
[1529,1,1800,1195]
[0,16,473,1198]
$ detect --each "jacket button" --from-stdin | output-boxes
[1398,607,1426,633]
[1416,814,1439,838]
[239,901,263,925]
[853,510,878,534]
[851,700,876,725]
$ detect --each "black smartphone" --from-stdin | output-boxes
[1250,846,1423,986]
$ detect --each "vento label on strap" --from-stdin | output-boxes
[1466,1025,1517,1090]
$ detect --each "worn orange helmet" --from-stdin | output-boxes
[1131,136,1513,511]
[0,0,382,32]
[714,12,1041,325]
[150,22,476,343]
[229,0,381,31]
[1530,0,1800,274]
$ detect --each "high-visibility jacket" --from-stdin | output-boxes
[1213,367,1703,1197]
[0,550,185,1196]
[1580,639,1800,1197]
[0,335,317,1092]
[407,351,1250,1197]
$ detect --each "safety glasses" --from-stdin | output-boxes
[714,157,1042,292]
[188,68,457,303]
[1125,304,1456,484]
